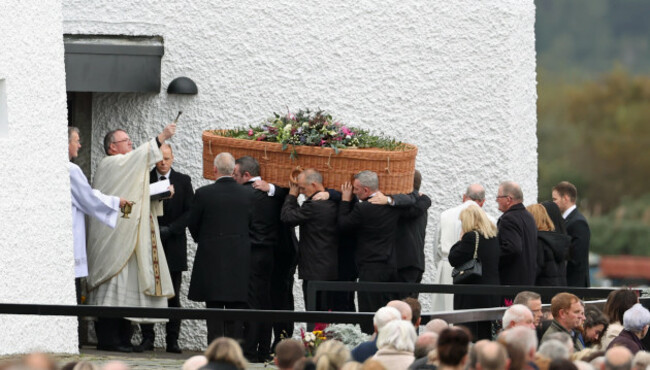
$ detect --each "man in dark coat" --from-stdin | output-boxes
[339,171,424,329]
[552,181,591,287]
[187,152,254,345]
[496,181,538,286]
[233,156,290,362]
[280,169,338,312]
[139,144,194,353]
[392,171,430,297]
[368,170,430,298]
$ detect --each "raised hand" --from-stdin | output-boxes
[341,182,353,201]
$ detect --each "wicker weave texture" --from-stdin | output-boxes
[202,131,418,194]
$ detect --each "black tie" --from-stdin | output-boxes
[160,176,166,181]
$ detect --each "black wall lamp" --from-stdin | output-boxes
[167,77,198,94]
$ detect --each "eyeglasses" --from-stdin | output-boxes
[113,138,131,144]
[496,195,510,200]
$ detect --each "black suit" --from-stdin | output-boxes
[338,197,404,317]
[281,193,339,312]
[141,168,194,347]
[187,177,254,344]
[394,192,431,297]
[565,207,591,287]
[242,181,288,360]
[498,203,538,286]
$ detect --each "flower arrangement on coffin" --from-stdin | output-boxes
[221,108,407,159]
[300,323,330,357]
[202,108,418,193]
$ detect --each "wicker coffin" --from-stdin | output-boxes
[202,130,418,194]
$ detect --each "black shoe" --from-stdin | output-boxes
[166,343,182,353]
[134,338,154,352]
[97,344,133,353]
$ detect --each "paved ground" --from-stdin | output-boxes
[1,347,276,369]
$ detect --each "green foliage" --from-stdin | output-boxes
[536,0,650,80]
[538,69,650,212]
[590,195,650,257]
[216,109,406,159]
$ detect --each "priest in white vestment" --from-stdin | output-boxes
[433,184,495,312]
[68,127,125,279]
[86,123,176,352]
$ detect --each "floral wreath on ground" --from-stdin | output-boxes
[221,108,407,159]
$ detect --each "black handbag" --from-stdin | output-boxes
[451,231,482,284]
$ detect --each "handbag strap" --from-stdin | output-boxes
[472,230,479,259]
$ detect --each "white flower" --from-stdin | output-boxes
[304,332,316,342]
[284,124,292,132]
[345,135,351,139]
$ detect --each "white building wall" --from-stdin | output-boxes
[63,0,538,351]
[0,1,78,355]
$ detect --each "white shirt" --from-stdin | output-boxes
[563,204,577,219]
[156,169,170,181]
[248,176,276,196]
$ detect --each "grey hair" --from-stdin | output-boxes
[501,326,538,354]
[465,184,486,202]
[376,319,417,352]
[103,129,125,155]
[354,170,379,191]
[631,351,650,370]
[514,291,541,306]
[545,332,573,353]
[623,303,650,332]
[68,126,80,141]
[499,181,524,201]
[537,339,570,360]
[502,304,533,328]
[214,152,235,176]
[373,306,401,331]
[302,168,323,185]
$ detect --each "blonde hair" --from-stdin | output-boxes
[526,204,555,232]
[204,337,248,369]
[314,340,351,370]
[459,205,497,238]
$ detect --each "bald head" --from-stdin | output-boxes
[425,318,449,335]
[414,332,438,359]
[604,347,633,370]
[477,341,508,370]
[387,300,412,322]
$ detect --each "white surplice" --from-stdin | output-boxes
[69,162,120,278]
[86,138,173,323]
[432,200,496,312]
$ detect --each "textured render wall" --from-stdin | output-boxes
[63,0,537,350]
[0,1,78,355]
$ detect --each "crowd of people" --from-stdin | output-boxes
[67,122,596,361]
[6,289,650,370]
